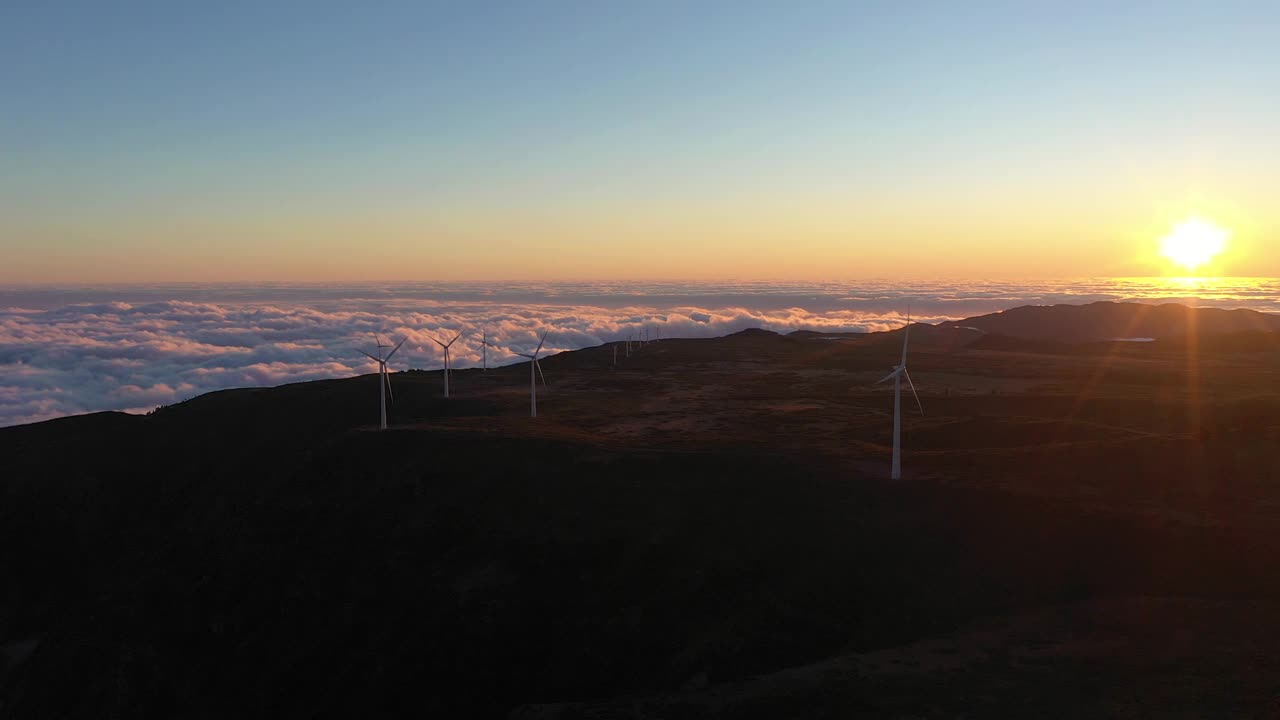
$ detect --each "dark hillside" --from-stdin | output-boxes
[5,308,1280,717]
[940,301,1280,342]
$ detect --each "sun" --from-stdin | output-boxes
[1158,217,1229,272]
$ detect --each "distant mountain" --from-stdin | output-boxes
[789,324,981,348]
[787,329,858,338]
[943,301,1280,343]
[726,327,779,337]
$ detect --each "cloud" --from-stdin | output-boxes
[2,278,1274,426]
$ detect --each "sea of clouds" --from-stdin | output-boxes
[3,278,1278,427]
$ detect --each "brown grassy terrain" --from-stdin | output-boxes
[4,319,1280,718]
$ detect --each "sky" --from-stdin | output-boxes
[3,1,1278,282]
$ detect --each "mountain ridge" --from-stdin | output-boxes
[937,300,1280,343]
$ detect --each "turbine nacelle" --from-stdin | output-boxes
[873,308,924,480]
[431,331,463,350]
[432,331,463,398]
[514,330,549,386]
[876,365,905,384]
[357,335,406,430]
[518,330,549,417]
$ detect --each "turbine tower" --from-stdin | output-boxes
[515,331,548,418]
[875,310,924,480]
[432,331,463,398]
[357,334,406,430]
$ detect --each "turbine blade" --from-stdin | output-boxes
[432,336,446,348]
[357,349,379,362]
[385,336,407,360]
[448,331,462,347]
[535,359,546,386]
[903,368,923,415]
[384,367,394,403]
[535,330,547,354]
[515,353,534,359]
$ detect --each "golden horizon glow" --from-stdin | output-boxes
[1158,217,1230,273]
[3,201,1267,283]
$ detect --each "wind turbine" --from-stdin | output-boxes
[875,310,924,480]
[358,334,406,430]
[432,331,463,398]
[515,331,548,418]
[480,328,491,371]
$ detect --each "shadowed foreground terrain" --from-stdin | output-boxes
[4,302,1280,717]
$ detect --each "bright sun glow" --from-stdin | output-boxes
[1158,217,1229,272]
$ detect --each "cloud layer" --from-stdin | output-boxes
[0,296,936,427]
[3,278,1277,426]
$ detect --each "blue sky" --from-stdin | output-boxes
[3,1,1277,281]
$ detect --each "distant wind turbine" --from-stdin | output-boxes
[432,331,463,398]
[515,331,548,418]
[480,328,491,371]
[875,310,924,480]
[357,334,406,430]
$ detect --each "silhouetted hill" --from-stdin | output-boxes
[788,324,980,350]
[787,329,859,338]
[5,318,1280,717]
[942,301,1280,343]
[874,322,983,352]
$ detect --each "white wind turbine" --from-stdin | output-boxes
[875,310,924,480]
[480,328,491,371]
[514,330,548,418]
[358,334,406,430]
[432,331,463,398]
